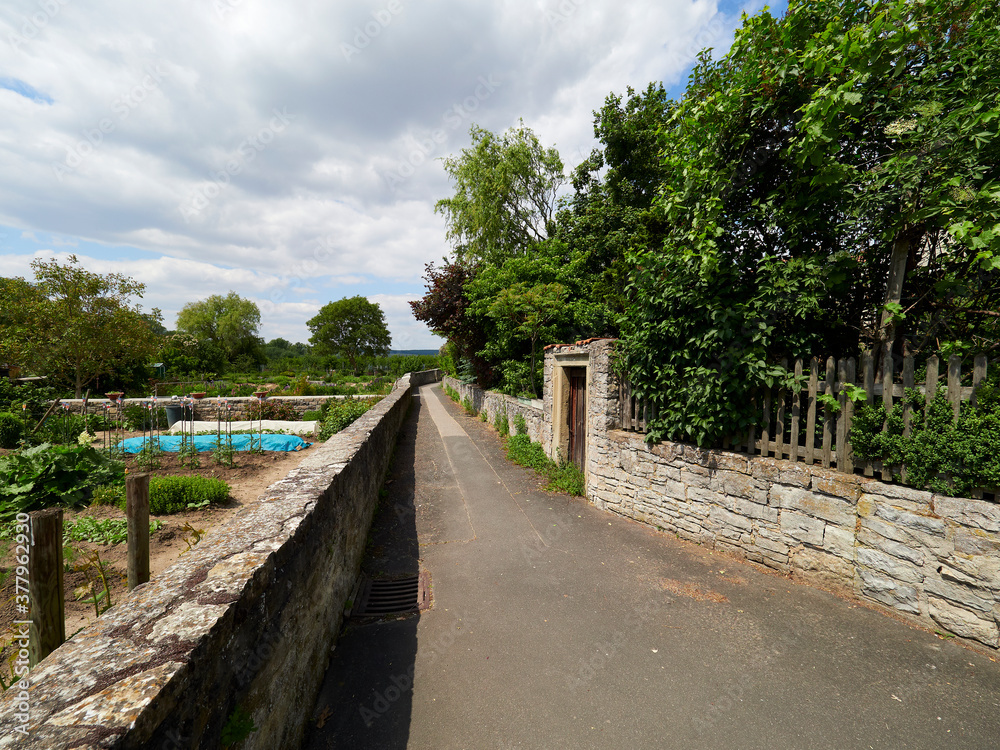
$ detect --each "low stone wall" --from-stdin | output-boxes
[441,376,544,443]
[54,394,378,421]
[544,339,1000,651]
[0,369,442,749]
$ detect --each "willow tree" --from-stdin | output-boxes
[435,122,565,265]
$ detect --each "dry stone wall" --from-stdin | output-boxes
[543,340,1000,651]
[441,376,543,443]
[56,395,370,420]
[0,369,442,749]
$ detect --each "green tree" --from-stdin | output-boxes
[436,122,565,265]
[0,256,160,397]
[176,292,264,369]
[619,0,1000,446]
[308,296,391,373]
[487,282,567,397]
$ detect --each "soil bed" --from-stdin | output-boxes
[0,434,316,681]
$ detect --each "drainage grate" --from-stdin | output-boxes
[348,572,430,617]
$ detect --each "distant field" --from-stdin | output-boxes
[389,350,439,356]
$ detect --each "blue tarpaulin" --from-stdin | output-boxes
[118,434,311,453]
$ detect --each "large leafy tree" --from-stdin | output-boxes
[436,122,565,265]
[0,256,161,397]
[308,296,391,373]
[620,0,1000,446]
[176,292,264,370]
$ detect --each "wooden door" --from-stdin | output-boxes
[567,369,586,470]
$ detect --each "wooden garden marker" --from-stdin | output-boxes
[29,508,65,667]
[127,473,151,590]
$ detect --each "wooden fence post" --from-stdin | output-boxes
[127,473,151,590]
[948,355,963,420]
[822,357,835,468]
[29,508,65,667]
[861,351,875,477]
[790,358,802,463]
[804,357,818,465]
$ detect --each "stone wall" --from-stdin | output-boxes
[55,394,377,421]
[542,340,1000,651]
[441,376,544,443]
[0,369,442,749]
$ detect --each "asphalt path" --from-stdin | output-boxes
[301,383,1000,750]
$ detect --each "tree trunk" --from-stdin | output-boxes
[75,370,83,399]
[874,230,912,377]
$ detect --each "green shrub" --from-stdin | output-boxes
[122,404,168,431]
[36,411,89,445]
[505,434,551,472]
[513,413,528,436]
[148,476,229,513]
[504,435,586,497]
[90,485,122,506]
[290,375,316,396]
[851,384,1000,496]
[318,398,380,441]
[246,400,297,421]
[88,475,230,514]
[548,460,586,496]
[0,413,23,449]
[461,397,476,416]
[302,410,323,421]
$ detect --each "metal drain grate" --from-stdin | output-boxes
[348,572,430,617]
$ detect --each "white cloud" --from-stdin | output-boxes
[0,0,770,349]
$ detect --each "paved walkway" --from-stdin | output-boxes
[302,384,1000,750]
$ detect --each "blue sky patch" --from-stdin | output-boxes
[0,76,53,104]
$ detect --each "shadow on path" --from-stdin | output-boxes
[300,396,423,749]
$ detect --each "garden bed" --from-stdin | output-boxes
[0,438,313,686]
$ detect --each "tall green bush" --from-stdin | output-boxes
[318,398,379,441]
[851,383,1000,497]
[0,413,22,449]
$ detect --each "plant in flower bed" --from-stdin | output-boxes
[0,413,22,449]
[317,397,380,441]
[35,411,91,446]
[92,476,230,514]
[245,399,298,421]
[122,404,168,431]
[0,443,124,523]
[64,515,163,545]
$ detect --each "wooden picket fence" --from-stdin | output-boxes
[619,353,993,492]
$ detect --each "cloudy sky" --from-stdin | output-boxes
[0,0,785,350]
